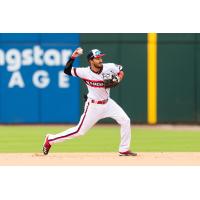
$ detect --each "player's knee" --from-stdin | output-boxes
[124,116,131,125]
[119,116,131,126]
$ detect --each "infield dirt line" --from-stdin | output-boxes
[1,152,200,166]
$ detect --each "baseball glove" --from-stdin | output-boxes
[103,74,120,88]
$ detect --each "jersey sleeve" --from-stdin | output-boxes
[71,67,87,79]
[115,64,123,71]
[110,63,123,74]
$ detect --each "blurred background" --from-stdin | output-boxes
[0,33,199,124]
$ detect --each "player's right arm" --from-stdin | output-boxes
[64,47,83,76]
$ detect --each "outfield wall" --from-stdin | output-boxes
[157,34,200,123]
[0,33,200,124]
[0,34,80,123]
[80,33,200,123]
[80,34,147,123]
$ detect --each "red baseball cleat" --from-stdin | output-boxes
[119,150,137,156]
[42,134,51,155]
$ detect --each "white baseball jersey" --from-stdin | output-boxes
[47,62,132,153]
[71,63,123,100]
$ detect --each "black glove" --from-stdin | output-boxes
[103,74,120,88]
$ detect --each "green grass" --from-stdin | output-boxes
[0,125,200,153]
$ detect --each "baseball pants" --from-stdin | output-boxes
[48,98,131,152]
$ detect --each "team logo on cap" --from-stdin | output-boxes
[87,49,105,60]
[93,50,101,56]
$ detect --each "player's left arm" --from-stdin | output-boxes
[117,70,124,82]
[103,64,124,88]
[112,64,124,84]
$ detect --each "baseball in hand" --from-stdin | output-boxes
[77,47,83,55]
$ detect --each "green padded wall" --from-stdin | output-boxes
[157,34,196,122]
[80,33,147,123]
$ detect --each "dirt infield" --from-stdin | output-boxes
[1,152,200,166]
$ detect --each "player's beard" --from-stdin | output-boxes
[94,62,103,68]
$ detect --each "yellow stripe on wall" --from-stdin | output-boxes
[147,33,157,124]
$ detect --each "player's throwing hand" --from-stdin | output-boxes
[71,47,83,59]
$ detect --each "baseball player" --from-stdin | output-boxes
[42,47,137,156]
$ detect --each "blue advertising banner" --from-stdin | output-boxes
[0,33,80,123]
